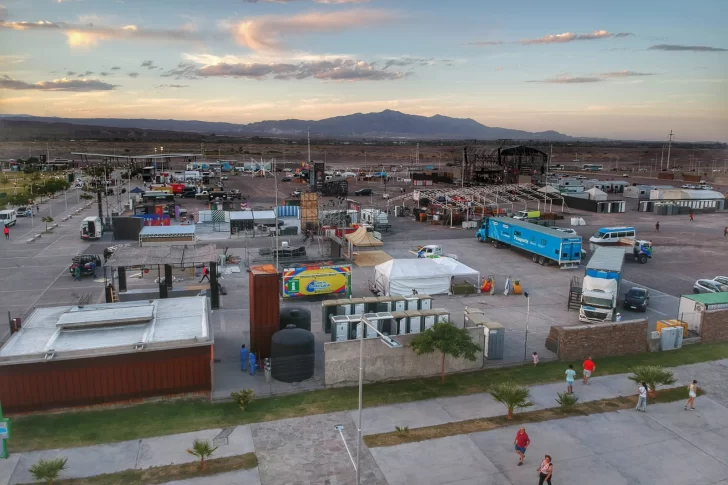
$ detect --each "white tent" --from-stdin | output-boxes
[586,187,608,201]
[537,185,561,194]
[373,258,480,296]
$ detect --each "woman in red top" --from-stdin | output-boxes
[583,356,596,384]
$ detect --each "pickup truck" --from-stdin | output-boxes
[410,245,443,257]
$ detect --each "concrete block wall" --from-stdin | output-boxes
[324,327,484,387]
[701,309,728,343]
[547,319,649,361]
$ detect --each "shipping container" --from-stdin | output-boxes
[249,265,281,360]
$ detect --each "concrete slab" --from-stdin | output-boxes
[0,454,20,485]
[352,400,452,436]
[436,393,540,422]
[529,380,615,408]
[538,454,632,485]
[646,397,728,435]
[369,435,502,485]
[601,436,728,485]
[160,469,261,485]
[136,426,254,469]
[590,373,640,397]
[555,409,676,454]
[10,441,139,484]
[680,425,728,466]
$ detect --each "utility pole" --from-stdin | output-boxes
[660,145,664,171]
[307,128,311,164]
[666,130,674,170]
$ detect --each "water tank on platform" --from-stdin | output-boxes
[271,326,315,383]
[279,307,312,331]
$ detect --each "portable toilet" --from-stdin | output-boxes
[391,295,407,312]
[417,294,433,310]
[405,310,423,333]
[431,308,450,323]
[322,300,340,333]
[482,321,505,360]
[420,310,437,330]
[375,296,393,312]
[405,296,419,311]
[464,312,488,328]
[331,315,351,342]
[335,299,352,316]
[391,311,408,335]
[660,326,681,351]
[350,297,366,315]
[363,296,380,313]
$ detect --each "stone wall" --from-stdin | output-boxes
[701,309,728,343]
[546,319,648,361]
[324,327,484,387]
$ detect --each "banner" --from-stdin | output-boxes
[282,264,351,298]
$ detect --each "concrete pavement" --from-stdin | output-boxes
[2,359,726,485]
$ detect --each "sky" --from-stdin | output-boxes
[0,0,726,141]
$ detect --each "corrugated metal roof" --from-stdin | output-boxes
[229,210,276,222]
[682,292,728,306]
[652,189,725,200]
[140,225,196,236]
[586,247,625,272]
[0,297,210,361]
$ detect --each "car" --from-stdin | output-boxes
[575,175,587,180]
[221,175,229,180]
[698,184,713,190]
[281,176,292,182]
[283,168,292,172]
[355,188,373,196]
[552,227,577,235]
[681,184,697,189]
[693,279,728,294]
[622,174,629,178]
[15,206,32,217]
[624,287,650,312]
[712,276,728,286]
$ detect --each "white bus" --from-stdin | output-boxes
[582,164,603,172]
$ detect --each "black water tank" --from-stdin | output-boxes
[271,326,315,383]
[279,307,312,331]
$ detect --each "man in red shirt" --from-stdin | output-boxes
[583,356,596,384]
[513,426,530,466]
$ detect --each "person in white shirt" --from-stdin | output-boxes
[685,380,698,411]
[636,381,648,412]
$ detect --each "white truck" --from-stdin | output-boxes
[0,209,17,227]
[409,245,459,260]
[579,247,625,323]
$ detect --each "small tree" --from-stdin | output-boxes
[409,321,480,384]
[230,389,255,411]
[490,382,533,420]
[186,439,218,471]
[628,365,677,397]
[42,216,54,231]
[29,457,67,485]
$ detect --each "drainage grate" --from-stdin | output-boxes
[212,426,235,446]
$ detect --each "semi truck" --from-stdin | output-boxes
[579,247,625,323]
[475,217,582,269]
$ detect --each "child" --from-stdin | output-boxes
[532,352,539,367]
[565,364,576,394]
[685,380,698,411]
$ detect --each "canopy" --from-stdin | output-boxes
[345,226,383,247]
[373,258,480,296]
[586,187,607,201]
[537,185,561,194]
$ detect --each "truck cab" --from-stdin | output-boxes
[0,209,17,227]
[579,247,624,323]
[512,210,540,221]
[412,245,443,258]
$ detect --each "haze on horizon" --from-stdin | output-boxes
[0,0,726,142]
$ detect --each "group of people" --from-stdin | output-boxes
[513,426,554,485]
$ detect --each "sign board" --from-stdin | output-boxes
[0,422,7,440]
[282,264,351,298]
[311,162,325,192]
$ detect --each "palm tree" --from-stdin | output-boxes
[628,365,677,397]
[490,382,534,420]
[29,457,67,485]
[186,439,218,471]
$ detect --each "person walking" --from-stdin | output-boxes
[724,226,727,238]
[689,212,694,222]
[532,352,539,367]
[565,364,576,394]
[582,356,596,385]
[636,381,648,412]
[685,380,698,411]
[655,221,660,232]
[199,265,210,283]
[537,455,554,485]
[513,426,530,466]
[3,225,9,240]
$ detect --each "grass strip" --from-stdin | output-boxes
[364,387,704,448]
[16,453,258,485]
[9,342,726,452]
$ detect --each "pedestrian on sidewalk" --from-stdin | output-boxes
[3,225,9,240]
[685,380,698,411]
[724,226,727,238]
[689,212,694,222]
[565,364,576,394]
[537,455,553,485]
[513,426,530,466]
[582,356,596,385]
[532,352,539,367]
[655,221,660,232]
[636,382,648,412]
[199,265,210,283]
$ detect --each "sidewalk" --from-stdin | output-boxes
[1,359,726,485]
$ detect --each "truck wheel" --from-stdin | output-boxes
[477,235,483,242]
[532,254,538,263]
[638,254,648,264]
[538,256,545,266]
[492,240,499,249]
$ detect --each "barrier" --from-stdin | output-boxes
[26,237,36,243]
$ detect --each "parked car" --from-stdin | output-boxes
[575,175,587,180]
[16,206,32,217]
[355,188,373,196]
[621,174,629,178]
[712,276,728,286]
[698,184,713,190]
[681,184,697,189]
[693,279,728,294]
[623,287,650,312]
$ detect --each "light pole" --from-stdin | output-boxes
[522,291,530,361]
[334,313,402,485]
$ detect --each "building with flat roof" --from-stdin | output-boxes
[0,296,213,412]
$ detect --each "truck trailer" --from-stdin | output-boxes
[475,217,582,268]
[579,247,625,323]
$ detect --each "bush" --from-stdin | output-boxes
[29,457,68,485]
[628,365,677,395]
[231,389,255,411]
[490,382,533,420]
[186,439,218,471]
[394,426,409,435]
[555,391,579,409]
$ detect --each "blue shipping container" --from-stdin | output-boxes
[277,206,299,217]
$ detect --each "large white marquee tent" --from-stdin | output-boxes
[373,258,480,296]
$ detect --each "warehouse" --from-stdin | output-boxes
[0,296,213,413]
[647,189,726,212]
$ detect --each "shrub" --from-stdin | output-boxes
[394,426,410,435]
[186,439,218,471]
[628,365,677,396]
[29,457,68,485]
[555,391,579,409]
[231,389,255,411]
[490,382,533,420]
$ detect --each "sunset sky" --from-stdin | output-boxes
[0,0,726,141]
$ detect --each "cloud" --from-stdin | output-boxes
[0,5,7,21]
[66,70,77,76]
[466,40,504,46]
[648,44,726,52]
[0,74,117,91]
[243,0,371,3]
[110,66,121,70]
[99,72,110,76]
[161,58,405,81]
[156,84,189,88]
[128,72,139,78]
[234,9,396,52]
[0,18,201,48]
[527,76,604,84]
[0,55,23,65]
[141,60,158,69]
[79,70,94,76]
[598,70,656,78]
[520,30,632,45]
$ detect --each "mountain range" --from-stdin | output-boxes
[0,110,590,141]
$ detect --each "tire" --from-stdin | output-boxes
[538,256,545,266]
[492,240,499,249]
[477,235,483,242]
[532,254,538,263]
[693,288,700,294]
[638,254,648,264]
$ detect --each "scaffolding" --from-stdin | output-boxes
[463,144,549,185]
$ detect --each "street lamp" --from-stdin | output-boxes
[334,313,402,485]
[522,291,530,361]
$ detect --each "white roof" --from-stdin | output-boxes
[429,257,480,278]
[586,187,607,196]
[0,297,210,364]
[651,189,725,200]
[229,210,276,222]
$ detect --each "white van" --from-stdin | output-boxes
[0,209,17,227]
[80,216,102,240]
[589,226,636,244]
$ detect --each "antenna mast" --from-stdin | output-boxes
[666,130,674,170]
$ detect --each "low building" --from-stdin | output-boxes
[649,189,726,211]
[0,296,213,412]
[624,184,675,199]
[139,225,196,246]
[582,179,630,194]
